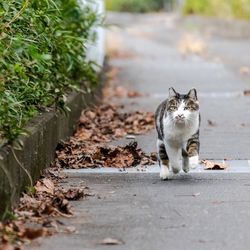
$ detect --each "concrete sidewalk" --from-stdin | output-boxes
[30,173,250,250]
[29,13,250,250]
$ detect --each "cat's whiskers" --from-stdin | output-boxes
[185,112,198,123]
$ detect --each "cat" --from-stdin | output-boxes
[155,87,200,180]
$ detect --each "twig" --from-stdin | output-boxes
[11,147,33,187]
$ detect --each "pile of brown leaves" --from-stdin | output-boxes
[102,66,144,100]
[106,85,143,99]
[55,141,156,169]
[75,104,155,143]
[53,103,156,169]
[0,174,89,249]
[17,178,86,219]
[1,220,47,249]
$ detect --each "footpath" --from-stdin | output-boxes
[29,13,250,250]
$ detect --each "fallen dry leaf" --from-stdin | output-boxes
[201,160,228,170]
[104,84,142,99]
[64,188,85,200]
[99,237,124,245]
[103,66,144,100]
[178,34,207,56]
[35,178,54,194]
[64,226,76,234]
[244,90,250,96]
[21,228,46,240]
[240,66,250,75]
[241,123,250,127]
[207,119,216,127]
[127,91,142,98]
[114,86,128,97]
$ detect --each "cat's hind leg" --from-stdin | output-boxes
[187,133,200,169]
[182,148,189,173]
[157,139,171,180]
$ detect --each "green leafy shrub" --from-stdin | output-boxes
[183,0,250,19]
[106,0,164,13]
[0,0,99,145]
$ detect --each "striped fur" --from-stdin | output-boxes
[155,87,200,180]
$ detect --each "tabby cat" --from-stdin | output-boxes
[155,87,200,180]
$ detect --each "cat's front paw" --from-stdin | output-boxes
[183,164,189,173]
[160,167,172,180]
[171,164,181,174]
[189,155,199,169]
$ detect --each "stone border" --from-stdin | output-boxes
[0,80,103,217]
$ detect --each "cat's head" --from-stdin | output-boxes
[167,87,199,124]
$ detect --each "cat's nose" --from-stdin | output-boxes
[177,114,184,118]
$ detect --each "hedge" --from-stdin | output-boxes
[0,0,99,146]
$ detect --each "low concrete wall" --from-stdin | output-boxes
[0,85,103,217]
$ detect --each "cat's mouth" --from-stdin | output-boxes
[175,120,185,124]
[174,114,186,124]
[174,117,186,124]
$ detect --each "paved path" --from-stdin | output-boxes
[29,13,250,250]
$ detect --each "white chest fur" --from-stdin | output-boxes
[163,113,199,148]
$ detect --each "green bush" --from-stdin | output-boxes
[183,0,250,19]
[0,0,99,145]
[106,0,164,13]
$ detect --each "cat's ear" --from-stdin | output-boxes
[187,88,197,100]
[169,87,177,98]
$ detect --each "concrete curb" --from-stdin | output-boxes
[0,81,103,217]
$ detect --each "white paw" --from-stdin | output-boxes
[160,167,172,180]
[189,155,199,169]
[171,164,181,174]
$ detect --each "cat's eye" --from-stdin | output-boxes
[169,106,176,111]
[184,107,189,110]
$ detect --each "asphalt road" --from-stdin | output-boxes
[30,173,250,250]
[28,12,250,250]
